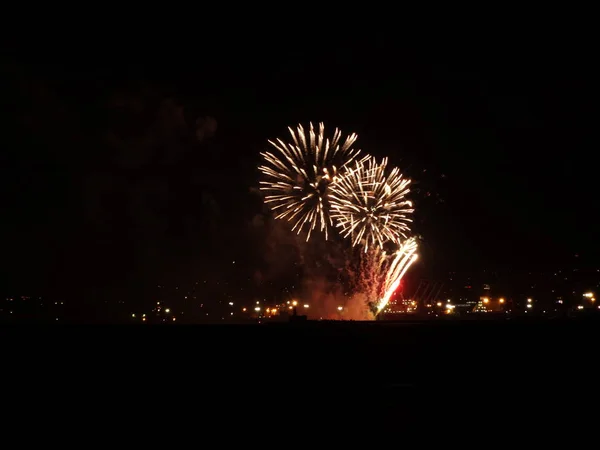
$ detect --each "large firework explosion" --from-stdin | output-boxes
[329,156,414,253]
[258,122,419,319]
[258,122,363,241]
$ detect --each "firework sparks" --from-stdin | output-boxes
[349,237,418,318]
[329,157,414,252]
[376,238,419,314]
[258,122,362,241]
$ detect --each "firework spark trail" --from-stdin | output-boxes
[329,157,414,253]
[376,237,419,314]
[258,122,363,241]
[349,237,418,317]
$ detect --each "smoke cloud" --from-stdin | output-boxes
[248,203,374,320]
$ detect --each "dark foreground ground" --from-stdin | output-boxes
[3,318,596,421]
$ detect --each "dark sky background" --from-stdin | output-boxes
[2,32,597,308]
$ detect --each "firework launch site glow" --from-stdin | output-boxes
[258,122,419,320]
[375,238,419,313]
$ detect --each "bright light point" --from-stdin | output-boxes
[436,302,442,307]
[165,308,170,313]
[303,304,309,308]
[172,317,176,321]
[292,300,298,306]
[228,302,233,306]
[131,313,136,318]
[527,298,532,303]
[499,298,505,303]
[483,298,489,304]
[242,307,247,312]
[526,304,532,309]
[337,306,343,311]
[256,301,260,305]
[265,308,270,313]
[577,305,584,310]
[254,307,261,312]
[583,292,593,298]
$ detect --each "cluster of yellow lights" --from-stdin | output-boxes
[247,300,313,315]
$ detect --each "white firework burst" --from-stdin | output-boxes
[258,122,363,241]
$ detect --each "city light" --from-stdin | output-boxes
[483,298,489,304]
[254,306,261,312]
[303,304,309,308]
[583,292,593,298]
[526,304,532,309]
[499,298,505,304]
[292,300,298,306]
[527,298,532,303]
[165,308,170,313]
[337,306,343,311]
[228,302,234,306]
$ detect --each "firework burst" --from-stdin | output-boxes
[351,237,419,317]
[329,157,414,252]
[375,237,419,314]
[258,122,362,241]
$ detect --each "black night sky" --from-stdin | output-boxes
[2,32,597,311]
